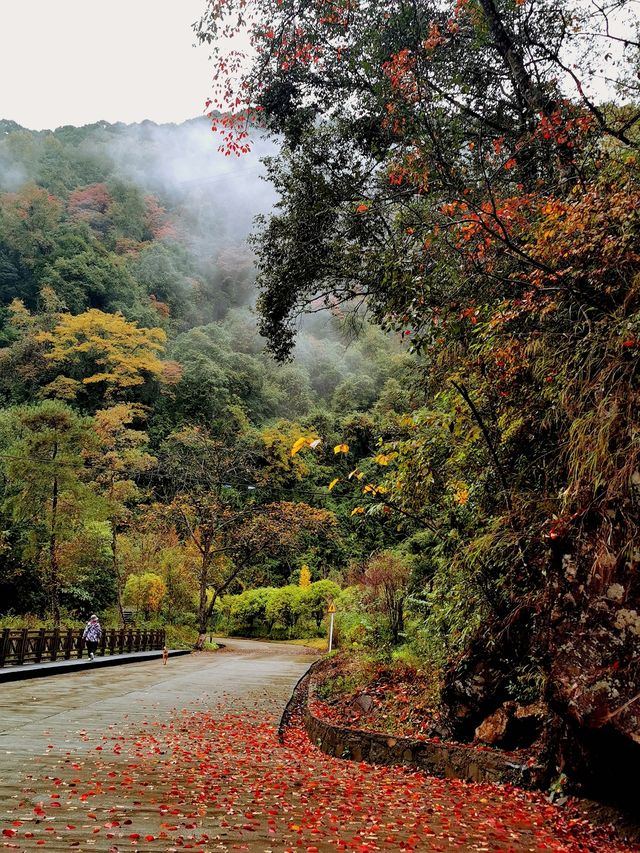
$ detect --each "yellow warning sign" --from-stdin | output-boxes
[328,603,337,614]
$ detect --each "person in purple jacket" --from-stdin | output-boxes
[82,614,102,660]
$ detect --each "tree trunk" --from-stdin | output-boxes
[111,524,126,628]
[195,591,219,651]
[49,473,60,627]
[195,551,211,650]
[477,0,548,116]
[395,599,405,645]
[389,593,405,645]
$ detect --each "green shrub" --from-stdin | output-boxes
[332,586,372,648]
[0,612,85,630]
[230,587,276,636]
[265,585,303,637]
[212,582,346,641]
[300,580,341,629]
[164,624,198,649]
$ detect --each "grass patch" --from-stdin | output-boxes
[284,638,328,651]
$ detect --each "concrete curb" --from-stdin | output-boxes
[0,649,191,682]
[278,659,321,742]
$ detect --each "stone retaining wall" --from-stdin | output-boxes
[301,672,546,788]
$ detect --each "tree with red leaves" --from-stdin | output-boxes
[68,183,113,239]
[196,0,639,354]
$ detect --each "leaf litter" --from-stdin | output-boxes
[1,701,634,852]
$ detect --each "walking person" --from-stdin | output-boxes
[82,614,102,660]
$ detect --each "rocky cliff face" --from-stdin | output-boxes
[547,521,640,803]
[441,512,640,804]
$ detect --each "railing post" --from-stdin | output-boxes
[77,629,84,659]
[7,631,16,665]
[64,628,73,660]
[109,628,116,656]
[18,628,28,665]
[126,628,133,653]
[118,628,125,654]
[0,628,9,667]
[100,627,107,657]
[35,628,46,663]
[51,627,60,662]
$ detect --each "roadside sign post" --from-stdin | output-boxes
[327,602,336,652]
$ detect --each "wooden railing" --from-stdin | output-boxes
[0,627,166,668]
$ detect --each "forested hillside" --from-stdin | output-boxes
[0,118,416,637]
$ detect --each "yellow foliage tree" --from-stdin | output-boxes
[299,565,311,588]
[123,572,167,619]
[256,423,314,488]
[89,403,157,625]
[37,309,166,400]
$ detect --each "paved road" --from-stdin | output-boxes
[0,639,315,852]
[0,639,311,747]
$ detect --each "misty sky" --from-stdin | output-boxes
[0,0,232,130]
